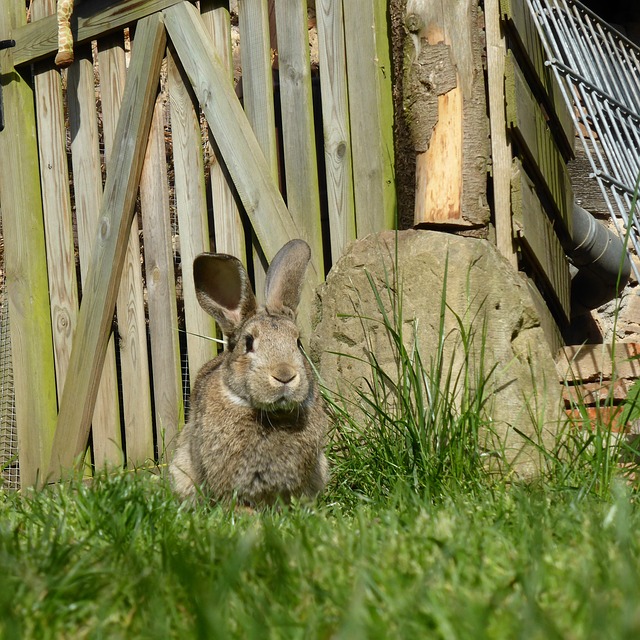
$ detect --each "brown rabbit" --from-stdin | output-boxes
[170,239,328,506]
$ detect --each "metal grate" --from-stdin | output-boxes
[528,0,640,283]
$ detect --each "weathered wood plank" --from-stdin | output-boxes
[98,32,155,466]
[237,0,278,300]
[485,0,518,267]
[139,92,184,459]
[67,46,123,469]
[504,52,573,238]
[407,1,462,225]
[405,0,490,228]
[13,0,183,66]
[499,0,574,159]
[237,0,278,179]
[316,0,355,262]
[167,45,217,389]
[0,0,58,486]
[343,0,396,236]
[32,0,78,401]
[163,2,314,274]
[274,0,323,281]
[511,159,571,322]
[49,13,166,479]
[164,1,319,334]
[200,1,246,262]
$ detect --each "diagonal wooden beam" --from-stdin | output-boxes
[163,1,320,284]
[48,13,167,480]
[13,0,182,67]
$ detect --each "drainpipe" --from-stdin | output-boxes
[568,204,631,310]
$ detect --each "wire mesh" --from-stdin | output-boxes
[0,256,19,490]
[527,0,640,283]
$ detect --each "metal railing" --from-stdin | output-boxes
[528,0,640,283]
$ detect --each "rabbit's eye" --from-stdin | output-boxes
[245,335,255,353]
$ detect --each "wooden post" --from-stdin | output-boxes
[0,0,58,486]
[485,0,518,266]
[404,0,490,228]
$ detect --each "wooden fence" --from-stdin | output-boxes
[0,0,395,487]
[490,0,574,351]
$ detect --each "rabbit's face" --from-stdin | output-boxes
[224,313,313,412]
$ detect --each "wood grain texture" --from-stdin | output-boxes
[32,0,78,401]
[485,0,518,267]
[50,14,166,479]
[164,1,319,333]
[415,85,463,223]
[499,0,574,159]
[504,53,573,238]
[405,0,490,227]
[98,32,155,466]
[13,0,183,66]
[167,45,217,390]
[164,3,317,271]
[0,0,58,486]
[237,0,278,301]
[316,0,355,262]
[139,93,184,458]
[343,0,396,236]
[512,160,571,321]
[201,1,246,262]
[67,46,123,469]
[274,0,323,281]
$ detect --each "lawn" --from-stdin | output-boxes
[2,274,639,639]
[1,449,640,639]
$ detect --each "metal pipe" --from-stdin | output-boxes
[568,204,631,309]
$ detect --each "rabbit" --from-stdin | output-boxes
[170,239,328,507]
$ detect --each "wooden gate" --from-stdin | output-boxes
[0,0,395,486]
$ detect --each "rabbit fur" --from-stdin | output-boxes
[170,239,328,506]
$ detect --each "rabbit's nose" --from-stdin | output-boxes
[272,364,297,385]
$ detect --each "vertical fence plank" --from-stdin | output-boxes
[98,32,155,466]
[167,47,217,389]
[316,0,355,262]
[0,0,58,486]
[140,93,184,459]
[163,2,320,302]
[237,0,279,300]
[67,47,124,468]
[274,0,323,281]
[343,0,396,235]
[201,0,246,261]
[50,14,167,478]
[34,65,77,389]
[32,0,78,398]
[485,0,518,267]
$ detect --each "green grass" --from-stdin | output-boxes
[3,253,640,639]
[2,472,640,639]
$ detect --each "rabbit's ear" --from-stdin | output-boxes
[194,254,257,336]
[265,239,311,315]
